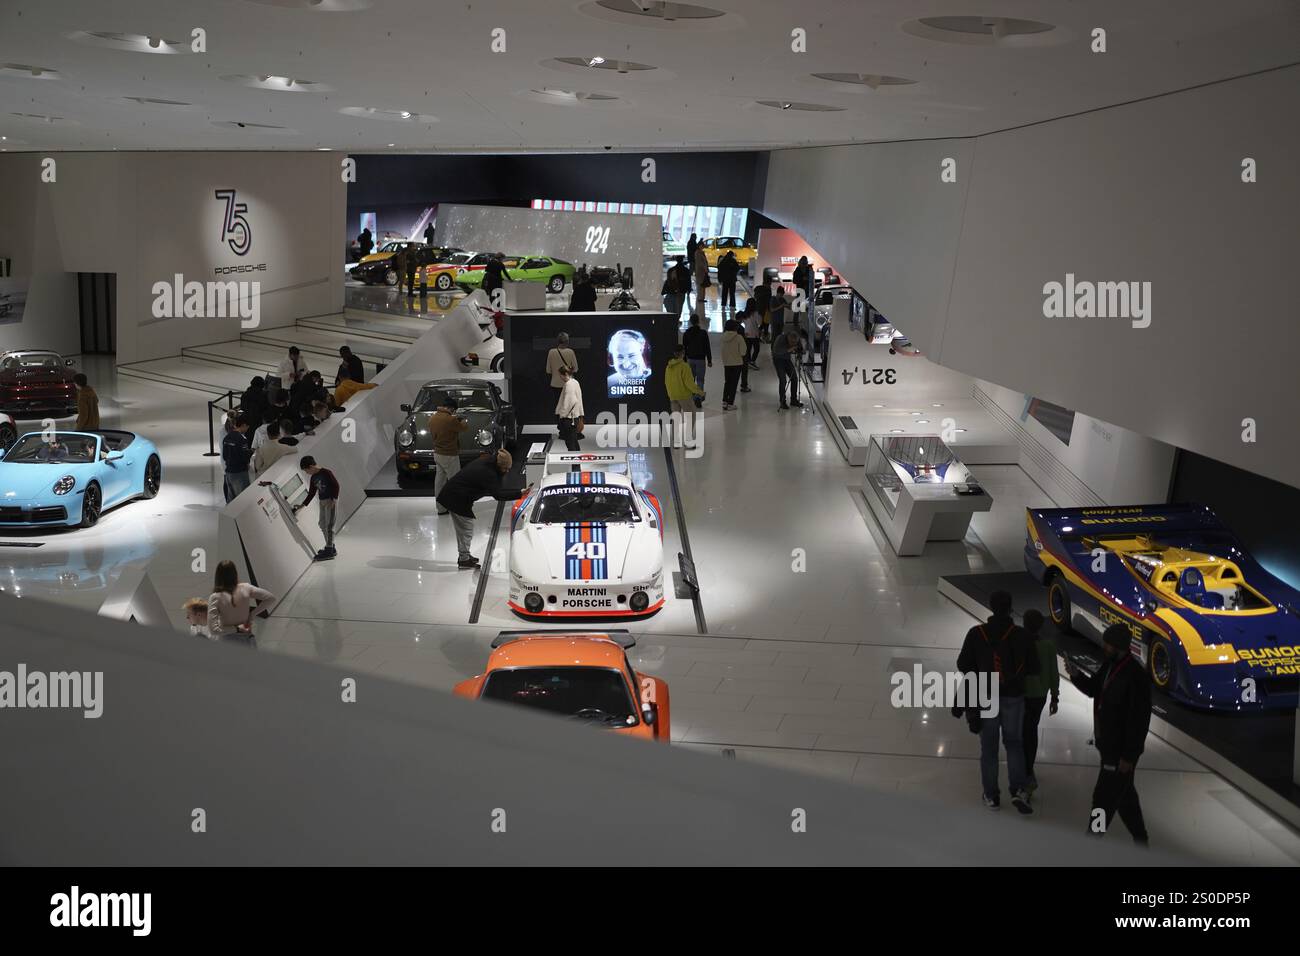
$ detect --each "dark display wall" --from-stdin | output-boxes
[504,311,676,425]
[346,151,775,246]
[1169,449,1300,589]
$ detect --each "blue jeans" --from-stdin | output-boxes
[224,471,250,502]
[979,694,1027,799]
[687,359,707,404]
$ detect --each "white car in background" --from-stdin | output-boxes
[508,453,666,619]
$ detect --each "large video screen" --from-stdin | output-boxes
[504,311,676,424]
[435,204,661,294]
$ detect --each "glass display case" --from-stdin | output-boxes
[862,434,992,554]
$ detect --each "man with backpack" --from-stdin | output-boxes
[957,590,1040,814]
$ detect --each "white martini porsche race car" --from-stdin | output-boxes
[508,453,666,619]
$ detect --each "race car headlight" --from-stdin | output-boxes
[397,428,414,448]
[629,591,649,612]
[52,475,75,496]
[524,592,545,613]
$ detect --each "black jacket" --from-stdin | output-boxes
[569,283,597,312]
[336,354,364,386]
[956,614,1040,699]
[1073,653,1151,763]
[436,456,523,518]
[682,326,712,362]
[221,430,252,474]
[717,256,739,284]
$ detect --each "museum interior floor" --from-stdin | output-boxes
[9,318,1298,864]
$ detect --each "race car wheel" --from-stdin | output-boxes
[0,422,15,451]
[80,482,101,529]
[1148,636,1175,692]
[435,272,453,291]
[547,275,565,294]
[384,269,398,287]
[1047,577,1074,634]
[142,454,162,499]
[489,353,505,373]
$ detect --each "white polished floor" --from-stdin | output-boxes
[7,337,1299,865]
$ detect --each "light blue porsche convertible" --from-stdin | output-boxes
[0,430,162,529]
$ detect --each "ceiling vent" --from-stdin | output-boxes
[594,0,725,20]
[0,63,62,80]
[239,0,374,11]
[552,57,657,74]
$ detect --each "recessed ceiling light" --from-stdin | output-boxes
[212,120,296,134]
[553,56,656,73]
[910,412,922,416]
[221,74,332,93]
[238,0,375,11]
[119,96,194,109]
[339,106,436,123]
[902,15,1059,46]
[916,420,930,424]
[872,404,885,408]
[66,31,194,54]
[10,112,73,125]
[590,0,727,22]
[889,428,904,433]
[931,403,943,407]
[755,100,844,112]
[527,88,621,105]
[954,427,967,433]
[811,72,916,90]
[0,63,62,80]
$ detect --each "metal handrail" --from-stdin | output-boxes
[204,389,240,457]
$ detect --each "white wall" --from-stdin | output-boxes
[0,151,346,364]
[762,67,1300,489]
[977,379,1176,505]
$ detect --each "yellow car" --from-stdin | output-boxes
[700,237,757,274]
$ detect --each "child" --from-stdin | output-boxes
[182,598,212,639]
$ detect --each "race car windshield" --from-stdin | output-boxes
[534,487,638,523]
[4,434,97,463]
[481,667,636,724]
[413,386,492,413]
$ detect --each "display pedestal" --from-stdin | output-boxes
[863,483,992,555]
[502,281,545,311]
[861,433,992,556]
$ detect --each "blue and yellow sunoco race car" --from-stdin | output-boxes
[1025,504,1300,711]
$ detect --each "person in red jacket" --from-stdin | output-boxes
[1068,624,1151,845]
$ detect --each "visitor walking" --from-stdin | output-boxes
[682,313,711,409]
[720,319,746,410]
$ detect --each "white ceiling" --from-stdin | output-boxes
[1,0,1297,152]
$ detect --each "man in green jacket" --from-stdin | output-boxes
[1021,608,1060,795]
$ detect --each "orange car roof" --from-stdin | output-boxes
[487,635,627,670]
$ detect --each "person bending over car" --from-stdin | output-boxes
[436,448,531,570]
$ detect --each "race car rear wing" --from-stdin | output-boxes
[543,451,628,476]
[1028,503,1228,539]
[491,629,634,650]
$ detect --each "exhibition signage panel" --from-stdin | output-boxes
[504,309,675,425]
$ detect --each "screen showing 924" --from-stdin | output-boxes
[607,328,652,398]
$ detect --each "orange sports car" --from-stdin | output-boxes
[454,630,670,742]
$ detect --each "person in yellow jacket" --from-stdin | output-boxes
[333,369,377,408]
[665,345,705,417]
[74,374,100,430]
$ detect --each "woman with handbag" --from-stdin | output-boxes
[555,365,585,451]
[545,332,579,398]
